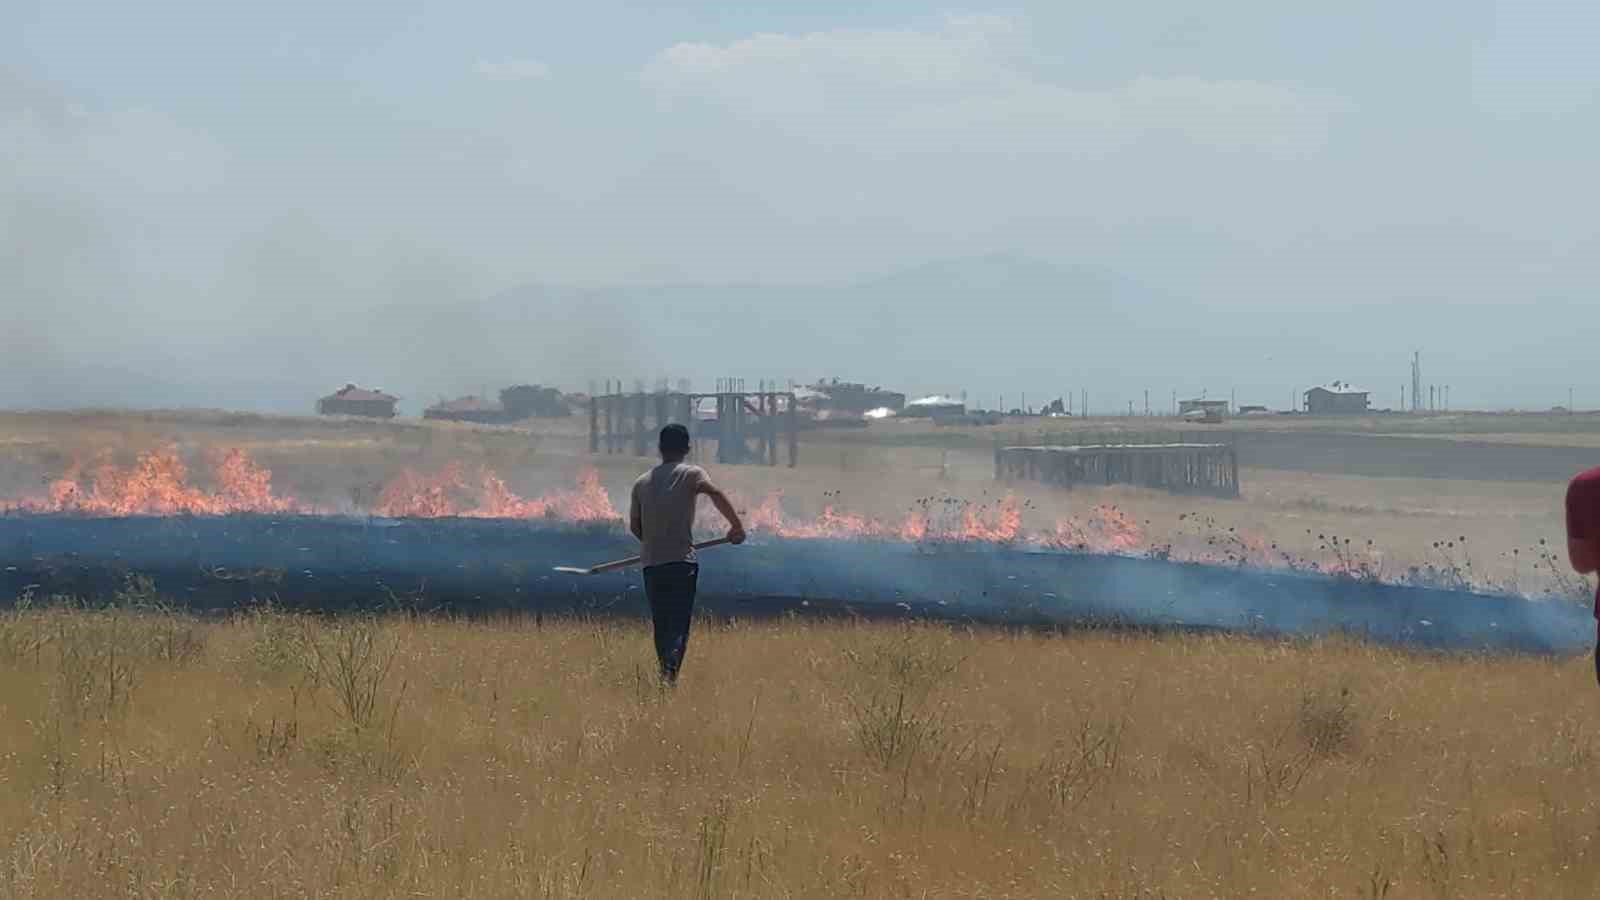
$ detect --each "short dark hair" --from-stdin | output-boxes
[659,423,690,456]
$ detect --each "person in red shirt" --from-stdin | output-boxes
[1566,466,1600,684]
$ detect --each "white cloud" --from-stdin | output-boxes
[640,16,1328,156]
[474,58,550,82]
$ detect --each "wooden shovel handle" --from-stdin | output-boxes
[586,536,735,575]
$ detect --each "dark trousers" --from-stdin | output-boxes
[643,562,699,683]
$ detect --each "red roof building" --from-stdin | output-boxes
[317,384,399,419]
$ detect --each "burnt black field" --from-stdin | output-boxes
[0,514,1590,654]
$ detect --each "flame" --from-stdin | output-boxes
[0,451,1354,579]
[747,492,786,533]
[897,511,929,543]
[1041,504,1145,554]
[373,464,467,518]
[367,465,619,523]
[466,468,617,523]
[958,495,1022,543]
[743,490,895,540]
[0,449,1407,586]
[741,491,1009,544]
[211,448,297,514]
[4,448,301,516]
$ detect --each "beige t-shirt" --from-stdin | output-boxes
[631,462,707,568]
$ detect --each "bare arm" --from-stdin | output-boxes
[697,477,746,543]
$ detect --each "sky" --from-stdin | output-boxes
[2,1,1596,413]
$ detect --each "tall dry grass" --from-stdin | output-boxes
[2,601,1599,898]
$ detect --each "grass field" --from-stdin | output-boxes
[3,606,1600,898]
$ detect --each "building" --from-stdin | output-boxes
[903,395,967,419]
[1178,399,1229,422]
[1304,384,1370,414]
[317,384,399,419]
[499,384,570,419]
[423,395,510,424]
[810,379,906,414]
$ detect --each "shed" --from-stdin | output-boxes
[1304,384,1370,414]
[1178,399,1228,423]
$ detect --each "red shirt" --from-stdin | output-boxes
[1566,466,1600,618]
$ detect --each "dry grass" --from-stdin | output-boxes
[3,603,1600,898]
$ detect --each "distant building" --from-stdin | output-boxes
[317,384,399,419]
[1304,384,1370,414]
[499,384,570,419]
[1237,405,1270,415]
[810,379,907,414]
[423,395,509,424]
[903,395,967,419]
[1178,399,1229,422]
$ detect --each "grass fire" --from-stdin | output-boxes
[9,4,1600,891]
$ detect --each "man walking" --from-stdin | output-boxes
[1566,465,1600,684]
[629,424,745,684]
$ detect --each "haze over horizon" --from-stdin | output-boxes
[3,2,1596,414]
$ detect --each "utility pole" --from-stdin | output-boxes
[1411,350,1422,413]
[1144,389,1150,417]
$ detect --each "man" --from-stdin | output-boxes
[1566,465,1600,684]
[629,424,745,685]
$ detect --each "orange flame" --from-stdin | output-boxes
[2,451,1307,570]
[4,448,302,516]
[742,490,895,540]
[958,495,1022,543]
[364,465,619,523]
[211,448,298,514]
[466,468,617,523]
[372,464,467,518]
[1041,504,1145,554]
[740,491,1011,544]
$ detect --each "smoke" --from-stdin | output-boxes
[0,515,1588,655]
[0,69,651,414]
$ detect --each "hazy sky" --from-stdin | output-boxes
[3,1,1596,412]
